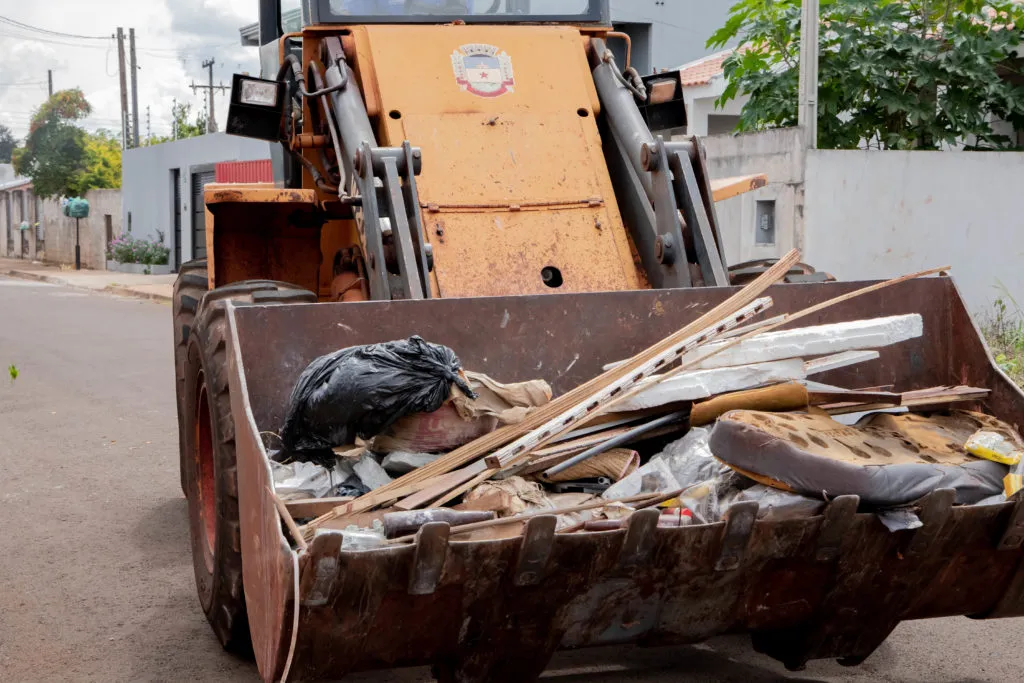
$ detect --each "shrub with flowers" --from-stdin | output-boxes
[107,234,170,266]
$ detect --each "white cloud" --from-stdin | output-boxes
[0,1,259,141]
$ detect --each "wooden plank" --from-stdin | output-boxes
[710,173,768,202]
[823,386,988,415]
[284,496,354,519]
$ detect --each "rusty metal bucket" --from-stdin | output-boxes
[223,277,1024,682]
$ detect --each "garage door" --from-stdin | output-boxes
[191,169,216,261]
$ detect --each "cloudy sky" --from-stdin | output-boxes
[0,1,262,141]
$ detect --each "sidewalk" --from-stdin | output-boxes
[0,257,175,302]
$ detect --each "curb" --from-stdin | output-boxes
[105,285,172,303]
[5,269,72,287]
[5,269,172,303]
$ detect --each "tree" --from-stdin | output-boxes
[13,89,122,197]
[80,130,122,190]
[0,125,16,163]
[145,102,208,145]
[709,0,1024,150]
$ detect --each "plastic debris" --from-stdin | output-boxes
[280,336,475,454]
[601,458,680,502]
[651,427,728,489]
[966,430,1023,466]
[877,509,924,532]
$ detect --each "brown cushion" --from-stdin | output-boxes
[709,410,1010,506]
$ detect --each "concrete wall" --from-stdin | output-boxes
[41,190,123,269]
[701,127,806,267]
[122,133,272,267]
[611,0,733,71]
[804,150,1024,317]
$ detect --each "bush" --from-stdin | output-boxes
[107,234,170,266]
[981,297,1024,388]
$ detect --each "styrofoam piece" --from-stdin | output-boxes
[607,358,806,412]
[804,350,881,376]
[686,315,921,370]
[352,453,393,491]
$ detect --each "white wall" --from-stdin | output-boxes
[701,127,806,267]
[122,133,272,268]
[41,190,122,269]
[804,150,1024,317]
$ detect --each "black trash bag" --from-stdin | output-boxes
[280,336,476,453]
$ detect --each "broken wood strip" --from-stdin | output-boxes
[808,389,902,405]
[823,386,989,415]
[324,251,801,522]
[710,173,768,202]
[269,487,309,553]
[285,496,355,520]
[393,466,485,511]
[387,489,683,545]
[485,296,774,471]
[432,468,498,508]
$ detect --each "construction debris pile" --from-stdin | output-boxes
[266,254,1024,550]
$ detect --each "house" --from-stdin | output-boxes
[676,49,747,137]
[0,166,39,260]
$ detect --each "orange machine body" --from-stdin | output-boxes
[207,23,647,299]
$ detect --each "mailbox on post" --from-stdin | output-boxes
[62,198,90,270]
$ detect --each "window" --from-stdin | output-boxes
[708,115,741,136]
[320,0,603,23]
[755,200,776,245]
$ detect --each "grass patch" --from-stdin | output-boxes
[981,298,1024,386]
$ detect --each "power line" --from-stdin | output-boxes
[0,14,109,40]
[0,31,113,49]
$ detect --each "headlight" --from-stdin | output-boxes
[239,78,279,107]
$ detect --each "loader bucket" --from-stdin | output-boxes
[223,277,1024,683]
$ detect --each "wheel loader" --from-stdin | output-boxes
[172,1,1024,681]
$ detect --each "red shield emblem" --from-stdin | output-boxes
[451,43,515,98]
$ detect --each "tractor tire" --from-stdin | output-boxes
[182,280,317,654]
[173,260,209,495]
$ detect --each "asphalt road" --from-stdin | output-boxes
[1,274,1023,683]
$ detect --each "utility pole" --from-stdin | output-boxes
[146,105,151,142]
[190,59,228,134]
[47,70,53,97]
[116,28,130,149]
[129,28,140,148]
[797,0,820,149]
[172,97,177,140]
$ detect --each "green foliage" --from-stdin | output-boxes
[7,364,18,382]
[13,90,122,197]
[14,89,91,198]
[107,234,170,266]
[80,131,122,190]
[982,296,1024,386]
[709,0,1024,150]
[145,102,207,145]
[0,124,16,163]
